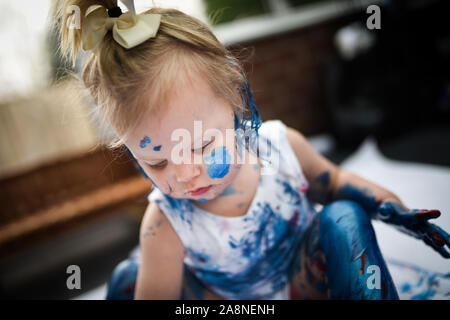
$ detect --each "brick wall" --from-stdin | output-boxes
[232,14,359,135]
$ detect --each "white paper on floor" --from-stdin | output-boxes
[340,136,450,299]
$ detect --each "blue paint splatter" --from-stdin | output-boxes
[153,145,161,151]
[335,183,379,216]
[275,178,300,205]
[218,184,240,197]
[140,136,150,148]
[204,146,231,179]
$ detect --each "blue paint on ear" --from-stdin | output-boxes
[234,81,262,135]
[241,80,262,135]
[234,79,262,160]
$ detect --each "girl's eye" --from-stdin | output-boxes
[194,138,215,153]
[202,141,212,151]
[149,160,167,168]
[191,140,214,152]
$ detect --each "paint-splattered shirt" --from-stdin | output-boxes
[148,120,317,299]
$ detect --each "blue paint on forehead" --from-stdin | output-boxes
[140,136,151,148]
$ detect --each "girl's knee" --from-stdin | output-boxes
[320,200,370,230]
[106,258,139,300]
[317,200,376,254]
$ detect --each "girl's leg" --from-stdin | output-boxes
[106,257,139,300]
[105,257,224,300]
[289,200,399,299]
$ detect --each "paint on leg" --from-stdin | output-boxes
[318,200,399,299]
[289,217,329,300]
[181,266,224,300]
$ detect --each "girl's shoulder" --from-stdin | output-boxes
[257,119,305,179]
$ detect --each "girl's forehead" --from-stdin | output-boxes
[127,97,234,160]
[127,71,235,159]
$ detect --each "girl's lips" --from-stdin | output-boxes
[189,185,212,196]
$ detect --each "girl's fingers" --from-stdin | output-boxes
[414,209,441,221]
[430,224,450,247]
[423,233,450,258]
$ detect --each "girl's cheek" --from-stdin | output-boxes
[203,145,232,179]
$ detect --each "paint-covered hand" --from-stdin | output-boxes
[376,201,450,258]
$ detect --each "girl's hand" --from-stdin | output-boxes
[376,201,450,258]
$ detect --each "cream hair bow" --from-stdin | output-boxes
[81,0,161,50]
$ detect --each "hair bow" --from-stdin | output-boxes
[81,0,161,51]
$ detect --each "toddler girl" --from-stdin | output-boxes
[53,0,450,300]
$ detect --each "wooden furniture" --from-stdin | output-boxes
[0,147,152,258]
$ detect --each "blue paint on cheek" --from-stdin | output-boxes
[204,146,231,179]
[198,198,208,202]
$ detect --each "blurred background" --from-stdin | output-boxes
[0,0,449,299]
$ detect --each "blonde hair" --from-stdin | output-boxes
[52,0,248,149]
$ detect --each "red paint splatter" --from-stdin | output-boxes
[311,258,326,273]
[298,185,308,193]
[125,283,135,295]
[432,232,445,246]
[415,210,440,218]
[290,284,302,300]
[290,210,300,227]
[359,249,367,275]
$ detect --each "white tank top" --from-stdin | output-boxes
[148,120,317,299]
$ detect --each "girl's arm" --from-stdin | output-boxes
[135,202,185,299]
[285,127,403,211]
[286,127,450,258]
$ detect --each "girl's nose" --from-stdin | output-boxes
[175,163,201,183]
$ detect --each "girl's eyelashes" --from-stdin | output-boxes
[149,159,167,168]
[192,138,215,153]
[148,138,215,169]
